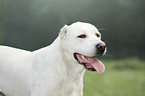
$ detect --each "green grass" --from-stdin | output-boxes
[83,57,145,96]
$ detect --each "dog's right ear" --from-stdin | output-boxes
[59,25,68,39]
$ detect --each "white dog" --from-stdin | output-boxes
[0,22,106,96]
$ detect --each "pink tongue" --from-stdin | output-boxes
[88,57,105,74]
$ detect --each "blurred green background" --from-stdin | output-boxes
[0,0,145,96]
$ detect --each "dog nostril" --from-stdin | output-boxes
[97,44,106,50]
[98,45,103,49]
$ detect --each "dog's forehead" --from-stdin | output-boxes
[68,22,100,35]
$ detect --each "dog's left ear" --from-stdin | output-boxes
[59,25,68,39]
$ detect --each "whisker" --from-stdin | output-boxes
[98,28,107,31]
[105,51,112,57]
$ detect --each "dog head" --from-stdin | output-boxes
[59,22,106,74]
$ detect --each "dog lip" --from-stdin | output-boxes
[74,53,97,71]
[74,53,96,59]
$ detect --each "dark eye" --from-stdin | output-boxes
[77,34,86,38]
[96,33,100,37]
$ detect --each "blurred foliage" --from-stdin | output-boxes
[0,0,145,59]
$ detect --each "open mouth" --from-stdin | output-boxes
[74,53,105,74]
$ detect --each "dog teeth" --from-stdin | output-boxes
[84,57,89,61]
[81,55,85,60]
[81,55,89,63]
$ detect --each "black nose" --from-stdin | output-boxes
[96,43,106,56]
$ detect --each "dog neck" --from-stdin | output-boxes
[51,37,86,96]
[60,54,85,96]
[33,37,85,96]
[55,37,85,96]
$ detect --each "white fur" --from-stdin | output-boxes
[0,22,106,96]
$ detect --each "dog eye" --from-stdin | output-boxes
[96,34,100,38]
[77,34,86,38]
